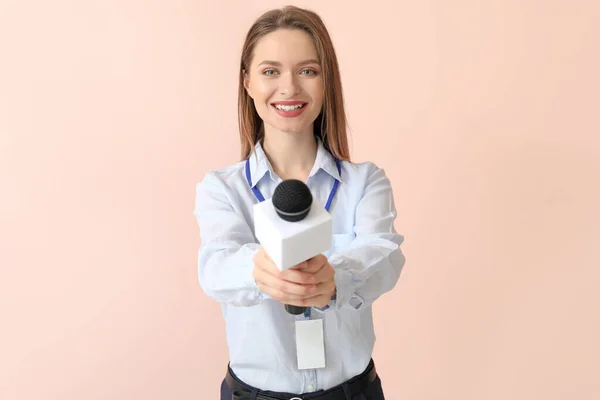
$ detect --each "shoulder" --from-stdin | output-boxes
[195,160,246,198]
[340,159,382,175]
[340,159,391,186]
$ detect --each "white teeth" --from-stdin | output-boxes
[274,104,304,111]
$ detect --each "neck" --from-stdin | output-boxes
[262,130,317,182]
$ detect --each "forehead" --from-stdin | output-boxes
[251,29,319,66]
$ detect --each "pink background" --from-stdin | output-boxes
[2,1,599,399]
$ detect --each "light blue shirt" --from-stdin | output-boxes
[193,137,405,394]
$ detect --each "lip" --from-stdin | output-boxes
[271,102,308,118]
[271,101,307,106]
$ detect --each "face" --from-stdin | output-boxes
[244,29,323,137]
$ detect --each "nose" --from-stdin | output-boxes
[279,72,300,96]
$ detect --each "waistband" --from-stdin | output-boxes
[225,359,377,400]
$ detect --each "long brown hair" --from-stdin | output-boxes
[238,6,351,161]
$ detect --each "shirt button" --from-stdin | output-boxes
[307,384,314,390]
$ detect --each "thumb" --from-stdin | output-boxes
[261,246,273,261]
[290,260,309,270]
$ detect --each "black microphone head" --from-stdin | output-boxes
[272,179,312,222]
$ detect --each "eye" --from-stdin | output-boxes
[300,69,317,76]
[262,69,278,76]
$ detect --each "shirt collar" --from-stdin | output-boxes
[246,142,271,188]
[311,136,342,182]
[247,136,342,188]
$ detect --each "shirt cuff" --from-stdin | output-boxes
[253,278,272,301]
[333,265,365,310]
[312,291,336,313]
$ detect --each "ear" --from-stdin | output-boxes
[242,69,252,97]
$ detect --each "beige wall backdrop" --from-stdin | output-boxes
[1,1,599,399]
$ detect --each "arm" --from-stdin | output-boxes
[328,166,406,311]
[193,171,265,307]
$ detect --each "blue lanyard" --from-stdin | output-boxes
[245,158,341,318]
[244,158,341,212]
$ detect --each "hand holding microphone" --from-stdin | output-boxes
[252,246,336,310]
[252,178,337,314]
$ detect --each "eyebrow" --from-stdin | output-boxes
[257,59,320,67]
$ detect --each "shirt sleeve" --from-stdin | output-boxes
[327,166,406,311]
[193,171,267,307]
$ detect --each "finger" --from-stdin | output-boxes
[263,248,274,262]
[254,252,317,293]
[256,283,314,305]
[255,249,283,276]
[289,260,309,270]
[280,267,316,285]
[312,263,335,284]
[259,248,313,281]
[255,270,317,297]
[256,282,302,303]
[296,255,327,273]
[312,281,336,296]
[255,254,314,286]
[255,246,278,270]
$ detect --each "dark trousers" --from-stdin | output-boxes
[220,365,385,400]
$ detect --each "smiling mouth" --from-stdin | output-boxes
[272,103,307,111]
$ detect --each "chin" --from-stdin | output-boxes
[275,124,313,135]
[271,118,319,135]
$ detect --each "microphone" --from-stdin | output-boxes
[273,180,313,315]
[253,179,333,315]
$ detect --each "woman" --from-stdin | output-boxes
[194,6,405,400]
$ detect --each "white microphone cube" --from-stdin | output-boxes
[253,197,332,271]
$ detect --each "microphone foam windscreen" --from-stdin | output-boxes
[272,179,313,222]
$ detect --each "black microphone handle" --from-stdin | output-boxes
[285,304,307,315]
